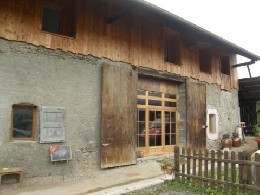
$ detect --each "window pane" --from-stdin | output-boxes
[171,134,176,145]
[42,7,61,34]
[165,93,176,99]
[149,135,162,146]
[221,56,230,75]
[13,107,33,138]
[164,36,181,65]
[137,99,145,105]
[138,122,145,134]
[155,135,162,146]
[42,1,76,37]
[149,135,156,146]
[138,109,145,121]
[165,101,176,107]
[165,134,170,145]
[148,100,162,106]
[170,112,176,122]
[149,111,155,121]
[171,123,176,133]
[138,135,145,147]
[149,111,161,128]
[165,123,170,133]
[199,49,212,73]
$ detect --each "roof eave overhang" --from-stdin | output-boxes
[131,0,260,61]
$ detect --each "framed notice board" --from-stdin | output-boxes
[50,145,72,162]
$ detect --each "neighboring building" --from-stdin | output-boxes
[239,77,260,134]
[0,0,259,178]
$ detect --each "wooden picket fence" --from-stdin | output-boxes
[174,146,260,194]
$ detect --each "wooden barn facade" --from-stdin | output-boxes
[0,0,259,177]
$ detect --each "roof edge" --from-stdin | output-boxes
[132,0,260,61]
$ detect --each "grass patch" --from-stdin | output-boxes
[124,180,256,195]
[125,180,205,194]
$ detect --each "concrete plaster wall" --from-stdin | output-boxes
[0,39,104,178]
[206,84,240,150]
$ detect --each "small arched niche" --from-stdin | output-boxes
[206,108,219,140]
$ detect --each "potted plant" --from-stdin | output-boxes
[232,130,239,138]
[232,128,241,147]
[160,156,175,175]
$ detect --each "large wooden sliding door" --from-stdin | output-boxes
[101,64,137,168]
[186,80,206,148]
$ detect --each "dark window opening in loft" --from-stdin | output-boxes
[164,37,181,65]
[42,0,77,38]
[220,56,230,75]
[11,105,36,140]
[199,48,212,73]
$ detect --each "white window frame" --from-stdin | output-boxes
[206,108,219,140]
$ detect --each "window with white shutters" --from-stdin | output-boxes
[40,106,65,143]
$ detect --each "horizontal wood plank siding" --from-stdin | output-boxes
[0,0,237,90]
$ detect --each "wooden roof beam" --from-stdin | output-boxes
[138,67,185,83]
[247,65,252,78]
[232,60,256,68]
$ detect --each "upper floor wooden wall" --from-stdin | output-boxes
[0,0,238,90]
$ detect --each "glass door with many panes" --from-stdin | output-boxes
[137,90,177,156]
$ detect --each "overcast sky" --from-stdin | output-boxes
[145,0,260,78]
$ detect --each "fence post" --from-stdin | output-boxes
[174,146,180,182]
[231,151,236,192]
[192,148,197,181]
[204,149,209,189]
[256,153,260,186]
[238,152,245,193]
[223,151,229,192]
[210,150,215,190]
[246,152,252,185]
[181,147,186,183]
[198,149,202,186]
[217,150,222,191]
[187,148,191,183]
[245,152,253,194]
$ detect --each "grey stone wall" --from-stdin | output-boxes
[178,82,187,147]
[0,39,104,178]
[206,84,240,150]
[0,38,240,179]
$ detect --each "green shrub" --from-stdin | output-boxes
[253,124,260,136]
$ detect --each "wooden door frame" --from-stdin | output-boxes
[137,90,178,156]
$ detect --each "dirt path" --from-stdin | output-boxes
[1,136,258,195]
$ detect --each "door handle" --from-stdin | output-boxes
[102,143,110,147]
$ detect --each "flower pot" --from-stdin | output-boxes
[256,137,260,149]
[165,167,174,175]
[136,151,144,158]
[232,137,241,147]
[221,138,232,149]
